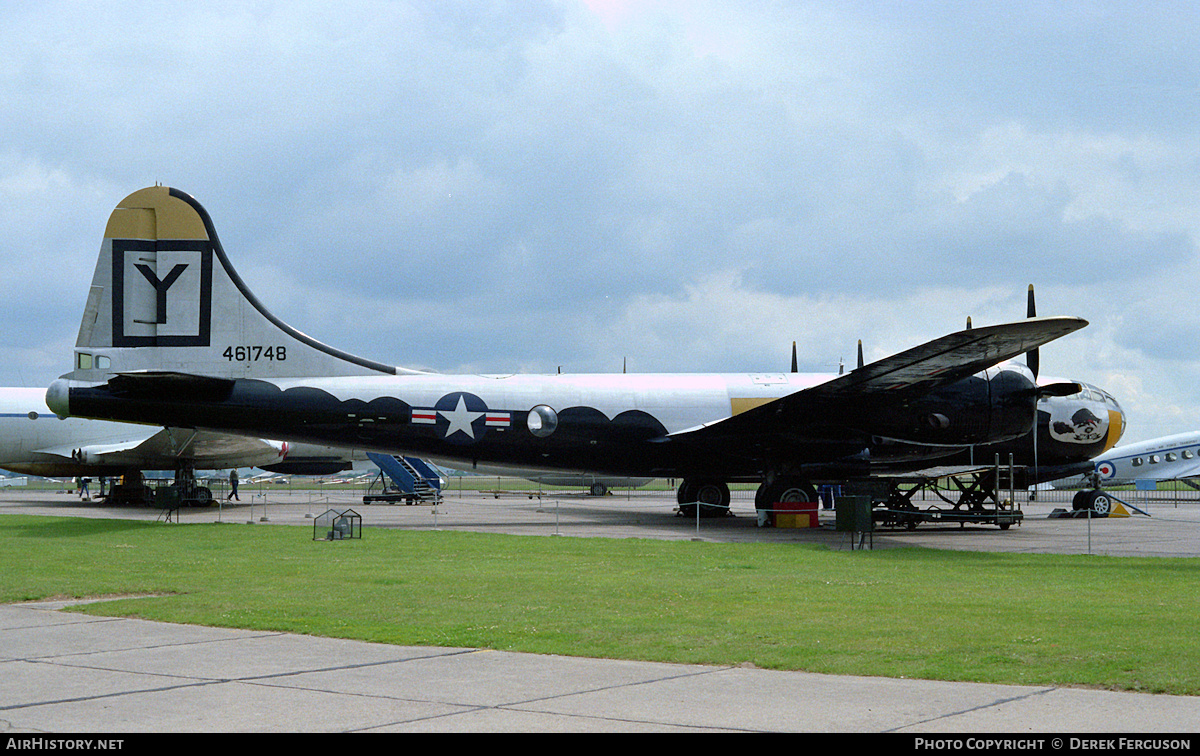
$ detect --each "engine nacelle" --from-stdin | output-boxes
[854,363,1038,447]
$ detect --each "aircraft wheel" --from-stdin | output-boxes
[1088,491,1112,517]
[677,479,729,517]
[677,481,690,505]
[755,478,817,523]
[190,487,213,507]
[1075,492,1094,516]
[758,478,816,505]
[589,483,608,496]
[696,481,728,506]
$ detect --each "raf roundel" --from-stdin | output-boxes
[1095,461,1116,479]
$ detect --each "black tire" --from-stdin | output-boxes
[757,477,816,506]
[677,479,729,517]
[1072,490,1089,511]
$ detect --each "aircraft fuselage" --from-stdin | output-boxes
[54,365,1106,483]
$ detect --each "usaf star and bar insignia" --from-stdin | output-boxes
[410,392,512,443]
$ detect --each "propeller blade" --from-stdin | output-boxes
[1026,284,1039,379]
[791,341,798,373]
[857,340,864,369]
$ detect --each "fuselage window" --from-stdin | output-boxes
[75,353,110,370]
[527,405,559,438]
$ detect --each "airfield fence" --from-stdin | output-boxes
[226,476,1200,514]
[15,474,1199,512]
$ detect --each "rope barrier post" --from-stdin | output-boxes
[1087,504,1092,555]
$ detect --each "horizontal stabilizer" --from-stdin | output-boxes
[104,372,236,402]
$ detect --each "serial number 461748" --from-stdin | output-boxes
[223,346,287,361]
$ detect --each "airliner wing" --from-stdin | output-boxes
[35,428,162,460]
[36,427,282,467]
[1169,460,1200,480]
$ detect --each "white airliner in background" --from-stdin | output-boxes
[1083,431,1200,487]
[1,386,364,503]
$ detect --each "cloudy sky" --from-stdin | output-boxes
[1,1,1197,444]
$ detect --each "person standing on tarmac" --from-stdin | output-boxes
[228,469,240,501]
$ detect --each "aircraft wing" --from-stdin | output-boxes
[795,316,1085,399]
[183,430,287,465]
[34,427,163,460]
[1162,460,1200,481]
[672,316,1086,447]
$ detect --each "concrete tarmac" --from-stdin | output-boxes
[2,486,1199,733]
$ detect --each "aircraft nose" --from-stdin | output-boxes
[1105,398,1127,452]
[1085,385,1126,454]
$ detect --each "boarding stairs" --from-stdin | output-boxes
[363,452,443,505]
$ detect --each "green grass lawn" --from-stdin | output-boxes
[3,514,1197,695]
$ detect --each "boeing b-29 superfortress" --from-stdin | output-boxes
[46,187,1125,523]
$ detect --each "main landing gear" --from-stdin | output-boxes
[103,465,214,508]
[754,477,817,511]
[165,462,214,507]
[675,475,822,518]
[676,479,731,518]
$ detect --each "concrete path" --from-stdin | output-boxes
[3,601,1198,733]
[3,487,1199,733]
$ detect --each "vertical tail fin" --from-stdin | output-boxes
[64,186,400,384]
